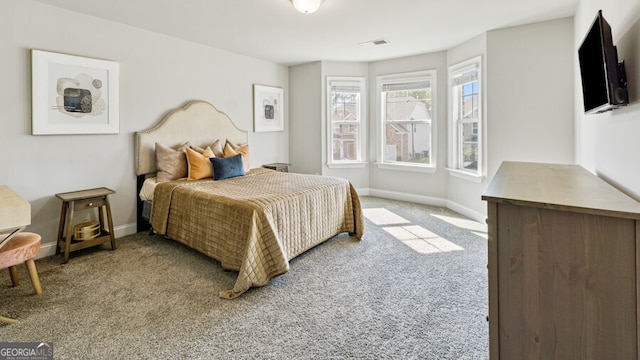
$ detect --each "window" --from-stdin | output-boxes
[449,57,482,177]
[377,70,435,169]
[327,77,366,166]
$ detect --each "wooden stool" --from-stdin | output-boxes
[0,232,43,295]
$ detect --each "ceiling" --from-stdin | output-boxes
[33,0,578,65]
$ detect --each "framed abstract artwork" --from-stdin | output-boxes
[31,49,119,135]
[253,84,284,132]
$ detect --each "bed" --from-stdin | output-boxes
[135,100,364,299]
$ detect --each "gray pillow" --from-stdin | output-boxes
[155,142,189,182]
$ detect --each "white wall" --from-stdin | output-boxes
[1,0,288,253]
[289,61,323,175]
[575,0,640,199]
[486,17,575,182]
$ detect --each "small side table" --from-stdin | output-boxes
[262,163,290,172]
[55,187,117,263]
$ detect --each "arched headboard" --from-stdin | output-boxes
[135,100,248,176]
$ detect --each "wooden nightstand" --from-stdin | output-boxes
[262,163,290,172]
[55,187,117,263]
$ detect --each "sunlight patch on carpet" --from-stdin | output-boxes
[364,207,466,254]
[383,225,464,254]
[363,208,410,225]
[431,214,487,235]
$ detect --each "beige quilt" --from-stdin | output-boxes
[150,168,364,299]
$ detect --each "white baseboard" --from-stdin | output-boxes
[446,200,486,223]
[358,187,486,223]
[36,222,138,260]
[367,188,448,208]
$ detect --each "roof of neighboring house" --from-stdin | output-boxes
[331,107,358,121]
[388,124,409,134]
[385,97,431,121]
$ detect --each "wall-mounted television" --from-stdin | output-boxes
[578,10,628,114]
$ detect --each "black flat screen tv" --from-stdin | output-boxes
[578,10,628,114]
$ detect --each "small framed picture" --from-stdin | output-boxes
[253,84,284,132]
[31,49,119,135]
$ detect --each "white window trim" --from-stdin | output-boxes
[327,162,368,169]
[446,167,483,182]
[376,162,437,173]
[326,76,366,168]
[376,70,437,170]
[448,56,484,181]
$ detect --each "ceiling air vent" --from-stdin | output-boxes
[358,39,389,47]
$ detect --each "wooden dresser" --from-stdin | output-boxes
[482,161,640,359]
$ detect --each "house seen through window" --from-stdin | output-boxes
[327,77,365,165]
[378,70,435,167]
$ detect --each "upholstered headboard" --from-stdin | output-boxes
[135,100,248,176]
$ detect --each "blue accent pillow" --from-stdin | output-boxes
[210,154,245,180]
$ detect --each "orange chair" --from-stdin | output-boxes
[0,232,43,295]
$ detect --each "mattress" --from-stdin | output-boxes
[138,176,160,202]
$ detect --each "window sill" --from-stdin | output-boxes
[375,162,437,174]
[446,168,484,183]
[326,162,368,169]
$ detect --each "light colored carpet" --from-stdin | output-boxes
[0,196,489,359]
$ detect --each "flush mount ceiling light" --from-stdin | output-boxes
[291,0,324,14]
